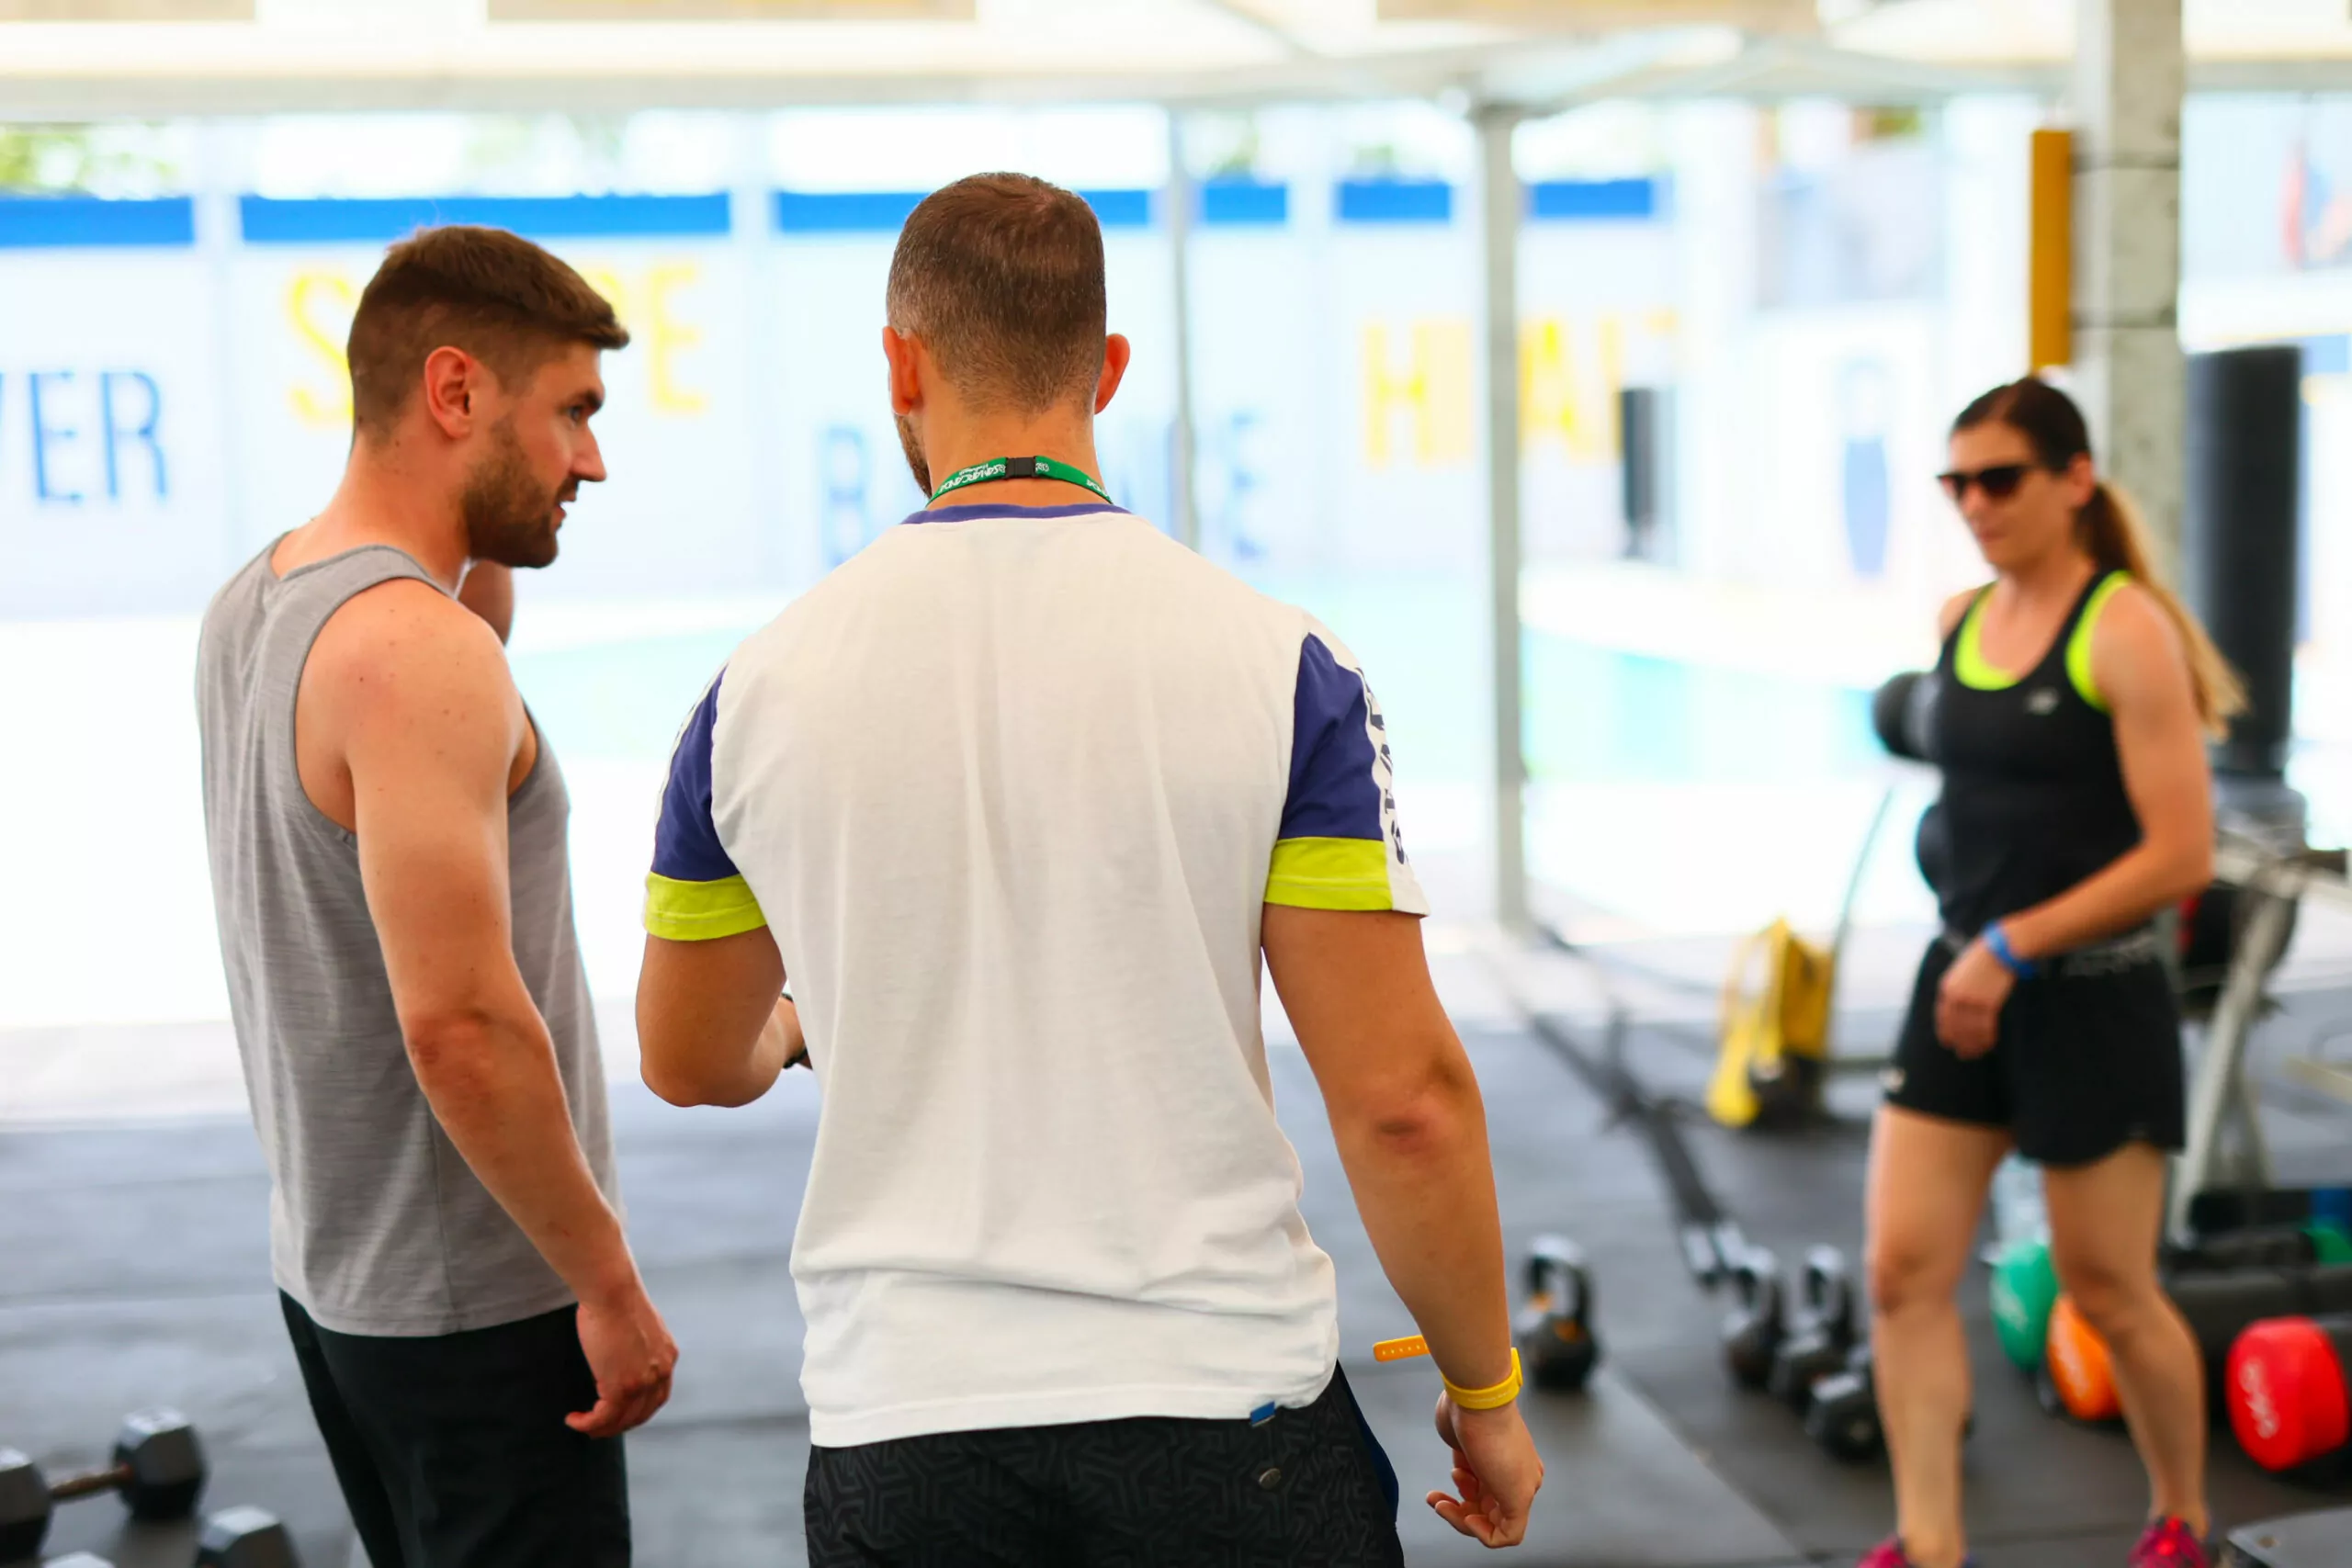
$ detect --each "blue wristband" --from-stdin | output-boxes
[1984,922,2040,980]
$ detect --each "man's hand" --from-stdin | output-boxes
[1935,938,2014,1059]
[567,1279,679,1438]
[1429,1396,1544,1548]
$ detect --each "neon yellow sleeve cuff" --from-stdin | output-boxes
[643,872,768,942]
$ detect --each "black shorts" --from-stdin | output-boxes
[1883,935,2186,1168]
[803,1367,1405,1567]
[280,1293,630,1568]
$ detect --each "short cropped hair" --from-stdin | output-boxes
[347,224,628,437]
[886,173,1107,415]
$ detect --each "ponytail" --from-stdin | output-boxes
[2075,480,2246,739]
[1954,378,2248,740]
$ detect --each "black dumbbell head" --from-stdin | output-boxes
[0,1448,51,1562]
[1768,1327,1849,1410]
[1721,1251,1787,1391]
[112,1409,204,1521]
[1804,1369,1885,1462]
[1871,671,1937,763]
[197,1505,301,1568]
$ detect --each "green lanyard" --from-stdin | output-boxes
[928,455,1114,507]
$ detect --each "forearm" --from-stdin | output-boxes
[2005,837,2212,959]
[1333,1075,1514,1392]
[409,1011,640,1303]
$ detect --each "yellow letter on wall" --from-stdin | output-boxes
[645,263,708,417]
[1363,319,1473,468]
[288,271,356,427]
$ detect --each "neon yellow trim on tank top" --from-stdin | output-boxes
[2065,570,2131,713]
[1952,590,2018,691]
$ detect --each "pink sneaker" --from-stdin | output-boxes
[2129,1518,2210,1568]
[1856,1540,1977,1568]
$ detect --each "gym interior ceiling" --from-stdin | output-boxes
[6,0,2352,118]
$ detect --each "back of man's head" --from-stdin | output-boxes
[887,174,1107,415]
[347,224,628,439]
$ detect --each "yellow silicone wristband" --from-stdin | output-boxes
[1442,1348,1524,1411]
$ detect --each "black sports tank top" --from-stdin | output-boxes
[1915,570,2142,935]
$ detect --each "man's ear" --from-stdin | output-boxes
[1093,333,1133,415]
[420,345,481,439]
[883,326,923,417]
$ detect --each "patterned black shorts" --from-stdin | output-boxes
[803,1367,1405,1567]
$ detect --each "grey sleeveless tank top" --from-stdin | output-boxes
[197,541,616,1337]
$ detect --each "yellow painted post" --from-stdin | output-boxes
[2030,128,2074,373]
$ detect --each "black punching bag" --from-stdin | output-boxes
[2185,345,2302,780]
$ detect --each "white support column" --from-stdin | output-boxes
[2071,0,2185,571]
[1166,109,1202,553]
[1476,104,1529,936]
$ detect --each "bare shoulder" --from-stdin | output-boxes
[307,578,516,737]
[1935,585,1984,641]
[2090,580,2192,710]
[2092,580,2186,664]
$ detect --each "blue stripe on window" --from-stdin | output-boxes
[1202,180,1287,226]
[1336,180,1453,225]
[1080,188,1153,229]
[0,196,195,249]
[775,190,926,233]
[1530,178,1662,222]
[2302,334,2349,377]
[776,187,1155,235]
[239,193,731,245]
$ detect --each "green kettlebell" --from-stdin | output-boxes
[1990,1236,2058,1371]
[2309,1221,2352,1266]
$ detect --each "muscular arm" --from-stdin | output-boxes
[321,586,670,1432]
[638,926,805,1107]
[2002,586,2214,958]
[1262,907,1511,1391]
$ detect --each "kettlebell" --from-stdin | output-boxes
[1722,1247,1786,1391]
[1769,1246,1860,1410]
[1515,1235,1600,1393]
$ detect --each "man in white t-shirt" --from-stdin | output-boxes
[635,172,1543,1562]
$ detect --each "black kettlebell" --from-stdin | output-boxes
[1805,1339,1883,1462]
[1722,1247,1786,1391]
[1769,1247,1860,1410]
[1514,1235,1600,1393]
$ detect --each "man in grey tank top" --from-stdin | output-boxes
[197,225,673,1568]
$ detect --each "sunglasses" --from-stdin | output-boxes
[1938,463,2037,502]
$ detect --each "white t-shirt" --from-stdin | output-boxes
[644,500,1426,1448]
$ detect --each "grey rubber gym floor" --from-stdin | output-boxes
[6,992,2351,1567]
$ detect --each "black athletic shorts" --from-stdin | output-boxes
[803,1366,1405,1567]
[1883,933,2186,1168]
[279,1293,630,1568]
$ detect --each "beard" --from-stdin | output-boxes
[462,419,571,570]
[895,412,931,497]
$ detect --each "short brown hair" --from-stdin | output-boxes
[347,224,628,436]
[886,174,1107,415]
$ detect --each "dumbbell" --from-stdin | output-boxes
[1721,1247,1786,1391]
[1871,670,1937,763]
[1514,1235,1600,1393]
[1804,1341,1884,1463]
[2226,1314,2352,1474]
[0,1411,206,1562]
[1769,1247,1860,1411]
[197,1504,302,1567]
